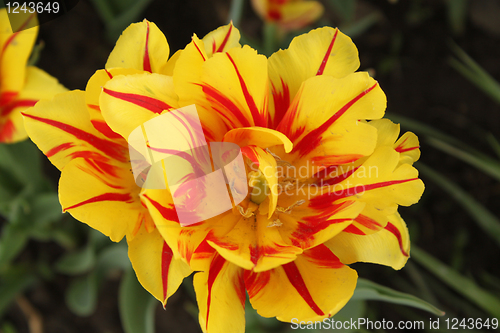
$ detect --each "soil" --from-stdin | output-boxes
[4,0,500,332]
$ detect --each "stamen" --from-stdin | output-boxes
[276,199,306,214]
[237,205,255,218]
[267,219,282,227]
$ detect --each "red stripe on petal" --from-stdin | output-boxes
[206,254,226,330]
[0,91,18,106]
[244,270,271,298]
[142,194,180,223]
[193,38,207,61]
[396,146,419,153]
[303,244,344,269]
[316,29,339,76]
[91,120,123,139]
[102,88,172,114]
[216,24,233,53]
[234,270,246,306]
[104,69,113,79]
[200,83,250,127]
[384,221,409,257]
[22,113,128,162]
[2,99,38,116]
[240,146,259,166]
[64,192,133,210]
[226,53,266,127]
[354,214,382,231]
[0,120,15,142]
[271,78,290,128]
[46,142,75,157]
[161,241,174,303]
[343,224,365,235]
[293,83,378,157]
[311,178,419,206]
[143,21,152,73]
[282,261,324,316]
[87,104,101,112]
[1,13,35,54]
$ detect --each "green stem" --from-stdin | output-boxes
[228,0,245,27]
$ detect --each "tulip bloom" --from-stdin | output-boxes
[0,9,66,143]
[25,20,424,333]
[251,0,324,32]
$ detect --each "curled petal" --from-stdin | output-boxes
[223,126,293,153]
[327,211,410,269]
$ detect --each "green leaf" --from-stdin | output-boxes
[55,245,96,275]
[0,140,45,190]
[0,266,37,318]
[411,246,500,318]
[65,273,98,317]
[449,42,500,105]
[446,0,469,35]
[95,242,130,272]
[328,0,356,23]
[352,278,445,316]
[0,224,29,269]
[417,162,500,247]
[119,268,157,333]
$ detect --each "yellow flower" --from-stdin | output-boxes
[0,9,66,143]
[22,20,236,305]
[24,20,424,333]
[251,0,324,31]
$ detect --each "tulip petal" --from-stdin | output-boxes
[99,72,179,140]
[369,118,421,165]
[105,20,170,74]
[142,189,236,265]
[23,91,129,170]
[309,146,425,217]
[223,126,293,153]
[327,211,410,269]
[277,1,324,31]
[128,224,192,306]
[276,199,364,250]
[1,66,66,143]
[0,9,37,93]
[208,212,303,272]
[194,254,246,333]
[277,73,385,176]
[58,156,147,241]
[245,244,357,322]
[198,46,268,129]
[268,27,359,127]
[202,22,241,57]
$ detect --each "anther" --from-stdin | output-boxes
[276,200,306,214]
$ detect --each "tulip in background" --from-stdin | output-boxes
[24,18,424,333]
[250,0,324,32]
[0,9,66,143]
